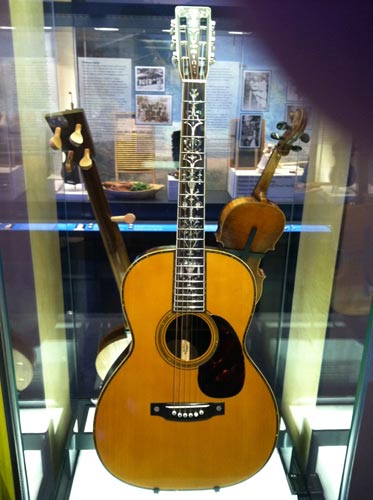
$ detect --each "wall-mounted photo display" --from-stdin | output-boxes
[286,80,306,102]
[239,114,263,148]
[242,70,271,112]
[135,66,165,92]
[135,94,172,125]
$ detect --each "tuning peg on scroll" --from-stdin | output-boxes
[276,121,290,131]
[49,127,62,150]
[270,132,281,141]
[79,148,92,169]
[300,132,310,143]
[65,150,74,173]
[291,145,303,152]
[111,213,136,226]
[69,123,83,147]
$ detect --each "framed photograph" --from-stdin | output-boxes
[242,70,271,111]
[135,66,165,92]
[285,104,312,128]
[239,114,263,149]
[136,94,172,125]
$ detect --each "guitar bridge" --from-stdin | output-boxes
[151,402,224,421]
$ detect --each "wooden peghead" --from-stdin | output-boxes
[69,123,83,147]
[79,148,93,169]
[65,150,74,172]
[49,126,62,150]
[111,213,136,225]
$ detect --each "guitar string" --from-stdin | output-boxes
[174,75,207,410]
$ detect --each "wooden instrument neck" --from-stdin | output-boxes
[80,159,131,292]
[252,149,282,201]
[174,81,206,312]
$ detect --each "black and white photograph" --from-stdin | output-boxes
[285,104,312,128]
[242,70,271,111]
[136,94,172,125]
[239,114,262,148]
[135,66,165,92]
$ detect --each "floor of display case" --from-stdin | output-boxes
[69,448,296,499]
[20,403,353,499]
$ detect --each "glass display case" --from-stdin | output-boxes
[1,1,373,499]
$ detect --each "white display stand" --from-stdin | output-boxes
[227,167,301,202]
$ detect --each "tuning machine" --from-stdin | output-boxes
[270,132,281,141]
[65,150,74,173]
[69,123,83,147]
[79,148,92,169]
[300,132,310,143]
[111,213,136,227]
[49,127,62,150]
[276,121,290,131]
[170,18,175,35]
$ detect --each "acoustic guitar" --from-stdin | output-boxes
[93,6,279,490]
[216,109,309,302]
[45,109,134,380]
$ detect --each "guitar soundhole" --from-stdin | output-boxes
[165,314,213,362]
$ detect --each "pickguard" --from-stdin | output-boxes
[198,315,245,398]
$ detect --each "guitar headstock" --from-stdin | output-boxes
[170,6,215,81]
[45,108,95,170]
[272,108,310,156]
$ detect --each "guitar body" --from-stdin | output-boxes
[94,248,279,490]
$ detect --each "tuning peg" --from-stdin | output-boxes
[172,54,178,64]
[270,132,281,141]
[65,150,74,173]
[49,127,62,150]
[111,213,136,226]
[276,121,290,131]
[300,132,310,143]
[170,41,176,51]
[79,148,92,169]
[69,123,83,147]
[291,145,303,152]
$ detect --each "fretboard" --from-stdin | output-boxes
[173,81,206,312]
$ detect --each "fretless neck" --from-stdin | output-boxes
[252,149,282,201]
[173,81,206,312]
[80,159,131,292]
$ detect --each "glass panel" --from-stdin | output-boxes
[1,2,372,499]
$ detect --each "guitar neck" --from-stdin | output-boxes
[174,81,206,312]
[252,149,282,201]
[79,160,131,292]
